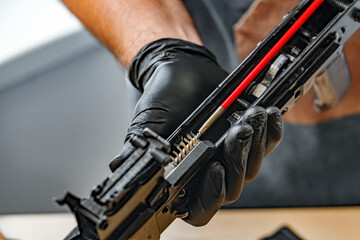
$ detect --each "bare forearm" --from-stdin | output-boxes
[62,0,202,67]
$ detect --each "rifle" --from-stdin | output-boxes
[57,0,360,239]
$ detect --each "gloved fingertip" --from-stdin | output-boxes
[109,141,135,172]
[266,106,283,129]
[243,106,267,128]
[264,107,283,157]
[224,123,253,158]
[266,106,281,115]
[244,169,259,183]
[228,123,253,141]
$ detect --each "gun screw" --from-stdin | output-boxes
[179,189,186,198]
[99,219,108,230]
[162,206,170,214]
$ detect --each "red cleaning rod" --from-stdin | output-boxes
[198,0,324,134]
[221,0,324,110]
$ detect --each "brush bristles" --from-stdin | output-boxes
[171,133,199,164]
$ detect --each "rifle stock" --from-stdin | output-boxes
[57,0,360,239]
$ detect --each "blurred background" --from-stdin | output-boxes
[0,0,132,213]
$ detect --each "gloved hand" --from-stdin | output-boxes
[109,39,283,226]
[109,38,229,169]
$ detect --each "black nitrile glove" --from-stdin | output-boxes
[109,39,283,226]
[109,38,229,169]
[183,106,283,226]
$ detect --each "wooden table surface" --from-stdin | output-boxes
[1,207,359,240]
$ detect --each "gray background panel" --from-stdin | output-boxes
[0,40,132,213]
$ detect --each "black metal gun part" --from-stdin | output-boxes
[57,0,360,239]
